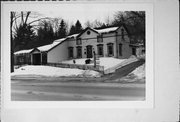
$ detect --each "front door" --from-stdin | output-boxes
[86,45,92,58]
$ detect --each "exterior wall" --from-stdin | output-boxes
[102,33,116,57]
[116,26,132,59]
[47,41,68,63]
[14,53,31,65]
[47,26,133,63]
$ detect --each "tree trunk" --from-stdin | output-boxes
[11,12,14,72]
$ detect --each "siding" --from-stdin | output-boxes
[47,41,68,63]
[116,26,132,59]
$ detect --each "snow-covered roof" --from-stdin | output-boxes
[15,37,67,55]
[67,33,79,39]
[94,27,119,34]
[14,49,33,55]
[37,37,67,52]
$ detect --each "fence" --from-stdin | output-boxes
[46,62,104,73]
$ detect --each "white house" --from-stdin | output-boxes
[47,25,135,63]
[14,25,144,65]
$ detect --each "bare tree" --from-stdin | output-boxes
[10,11,52,72]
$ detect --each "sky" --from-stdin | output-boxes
[29,3,123,28]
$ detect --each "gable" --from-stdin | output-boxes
[116,25,129,36]
[77,27,98,39]
[30,48,40,54]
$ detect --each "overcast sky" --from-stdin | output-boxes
[33,3,124,27]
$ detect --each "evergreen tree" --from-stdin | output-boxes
[75,20,83,33]
[14,24,36,51]
[37,21,55,46]
[57,19,67,38]
[69,25,76,35]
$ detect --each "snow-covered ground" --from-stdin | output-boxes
[62,57,126,70]
[121,64,145,82]
[11,65,101,78]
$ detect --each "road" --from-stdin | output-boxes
[11,60,145,101]
[11,79,145,101]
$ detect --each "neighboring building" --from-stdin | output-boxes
[14,25,144,65]
[14,38,67,65]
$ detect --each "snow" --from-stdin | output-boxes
[130,64,145,79]
[62,57,126,70]
[67,33,79,38]
[94,27,119,34]
[11,65,101,77]
[37,38,66,52]
[14,49,33,55]
[121,64,145,82]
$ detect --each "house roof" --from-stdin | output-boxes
[14,49,33,55]
[36,37,67,52]
[94,27,119,34]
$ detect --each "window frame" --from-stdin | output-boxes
[76,38,82,45]
[76,46,82,58]
[119,43,122,56]
[107,43,114,56]
[97,44,104,57]
[68,47,74,58]
[97,34,103,43]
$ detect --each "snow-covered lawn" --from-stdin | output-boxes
[121,64,145,82]
[11,65,101,78]
[62,57,126,70]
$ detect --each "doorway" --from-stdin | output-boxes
[32,53,41,65]
[86,45,93,58]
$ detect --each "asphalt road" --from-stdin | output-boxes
[11,79,145,101]
[11,60,145,101]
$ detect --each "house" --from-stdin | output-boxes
[48,25,139,63]
[14,25,144,65]
[14,37,67,65]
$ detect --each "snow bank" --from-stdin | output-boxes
[99,57,125,70]
[130,64,145,79]
[121,64,145,82]
[11,65,101,78]
[62,57,125,70]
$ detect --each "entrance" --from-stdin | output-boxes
[86,45,93,58]
[32,53,41,65]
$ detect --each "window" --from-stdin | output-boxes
[97,35,103,43]
[107,43,114,56]
[132,47,136,55]
[87,31,91,35]
[97,44,104,56]
[119,44,122,56]
[76,46,82,58]
[121,28,124,40]
[76,38,82,45]
[68,47,74,58]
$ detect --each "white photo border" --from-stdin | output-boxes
[1,1,154,109]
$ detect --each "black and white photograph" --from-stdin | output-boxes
[1,1,179,122]
[10,8,146,101]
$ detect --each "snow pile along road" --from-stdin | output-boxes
[121,64,145,82]
[11,66,101,78]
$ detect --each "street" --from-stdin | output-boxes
[11,78,145,101]
[11,60,145,101]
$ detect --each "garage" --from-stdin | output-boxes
[32,53,41,65]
